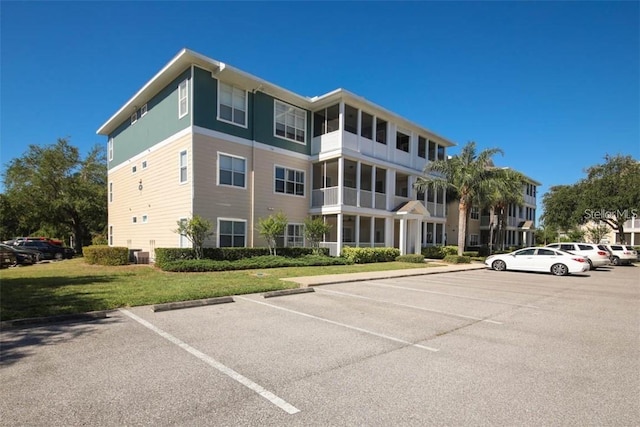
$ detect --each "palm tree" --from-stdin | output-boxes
[481,168,526,252]
[415,141,505,256]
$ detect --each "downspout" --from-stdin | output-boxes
[250,88,257,247]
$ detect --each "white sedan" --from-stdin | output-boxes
[485,247,590,276]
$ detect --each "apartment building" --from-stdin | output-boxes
[445,174,540,249]
[97,49,455,260]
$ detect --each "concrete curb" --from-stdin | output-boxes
[152,296,234,312]
[0,310,113,330]
[263,288,315,298]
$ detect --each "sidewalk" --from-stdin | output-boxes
[282,262,487,287]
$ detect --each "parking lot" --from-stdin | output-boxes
[1,265,639,426]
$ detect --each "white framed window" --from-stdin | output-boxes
[109,182,113,203]
[109,225,113,246]
[287,224,304,247]
[178,218,189,248]
[142,160,148,169]
[274,100,306,144]
[130,112,137,125]
[470,207,480,220]
[179,150,188,184]
[218,153,246,188]
[218,219,246,248]
[469,234,479,246]
[108,138,113,161]
[142,214,148,224]
[275,166,305,196]
[132,165,137,174]
[218,81,247,127]
[132,216,138,224]
[178,79,188,118]
[141,103,147,117]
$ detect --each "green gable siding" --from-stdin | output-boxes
[253,92,311,155]
[108,68,192,169]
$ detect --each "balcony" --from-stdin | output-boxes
[311,187,388,209]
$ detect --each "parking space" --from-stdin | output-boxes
[1,266,638,425]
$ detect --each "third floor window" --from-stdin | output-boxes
[219,82,247,126]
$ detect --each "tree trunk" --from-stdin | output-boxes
[457,199,468,256]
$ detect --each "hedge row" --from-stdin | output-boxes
[421,245,459,259]
[341,247,400,264]
[83,246,129,266]
[160,255,351,272]
[443,255,471,264]
[395,254,426,263]
[155,247,329,269]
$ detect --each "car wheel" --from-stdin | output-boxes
[611,256,620,266]
[54,252,63,261]
[551,263,569,276]
[586,259,594,270]
[492,260,507,271]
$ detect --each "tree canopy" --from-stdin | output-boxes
[2,138,107,250]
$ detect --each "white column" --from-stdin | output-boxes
[385,217,393,249]
[356,161,361,207]
[371,165,376,208]
[387,170,395,210]
[338,157,344,205]
[441,223,446,246]
[415,220,422,254]
[399,218,406,255]
[337,213,343,256]
[370,217,375,247]
[355,215,361,247]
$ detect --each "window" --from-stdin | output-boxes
[142,215,148,224]
[178,218,189,248]
[361,112,373,139]
[275,166,305,196]
[418,136,426,158]
[179,150,188,183]
[130,112,137,125]
[537,248,556,256]
[313,104,339,137]
[109,182,113,203]
[396,131,410,152]
[219,219,246,247]
[470,207,480,220]
[287,224,304,247]
[344,104,358,134]
[376,119,387,144]
[219,153,246,188]
[132,165,137,174]
[109,225,113,246]
[142,160,148,169]
[469,234,479,246]
[141,104,147,117]
[218,82,247,126]
[428,140,436,161]
[437,145,445,161]
[178,79,188,118]
[515,248,535,256]
[108,138,113,161]
[275,100,306,143]
[132,216,137,224]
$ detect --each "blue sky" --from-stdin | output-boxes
[2,1,638,211]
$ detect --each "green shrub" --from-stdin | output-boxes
[422,246,444,259]
[443,254,471,264]
[462,251,479,257]
[341,247,400,264]
[155,247,329,267]
[160,254,350,272]
[395,254,426,263]
[83,246,129,266]
[442,246,459,256]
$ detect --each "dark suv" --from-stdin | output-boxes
[14,241,74,260]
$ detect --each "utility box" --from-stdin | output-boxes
[134,251,149,264]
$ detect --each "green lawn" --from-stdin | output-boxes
[0,258,435,321]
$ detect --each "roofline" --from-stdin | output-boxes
[499,167,542,186]
[96,48,456,146]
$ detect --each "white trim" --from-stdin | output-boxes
[273,99,307,145]
[274,164,306,198]
[217,152,247,189]
[108,138,113,161]
[217,80,248,128]
[178,79,188,119]
[179,150,188,184]
[130,112,137,125]
[217,217,247,248]
[141,104,147,117]
[108,127,191,174]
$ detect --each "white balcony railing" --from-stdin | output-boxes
[375,193,386,209]
[343,187,357,206]
[360,190,373,208]
[312,187,339,207]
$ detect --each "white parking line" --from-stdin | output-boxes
[119,309,300,415]
[365,282,539,309]
[235,296,439,352]
[316,289,503,325]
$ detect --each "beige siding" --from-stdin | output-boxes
[108,133,192,257]
[192,133,309,247]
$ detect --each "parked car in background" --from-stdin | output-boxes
[0,243,41,265]
[485,247,590,276]
[1,247,17,268]
[13,241,74,260]
[545,242,611,270]
[604,245,638,266]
